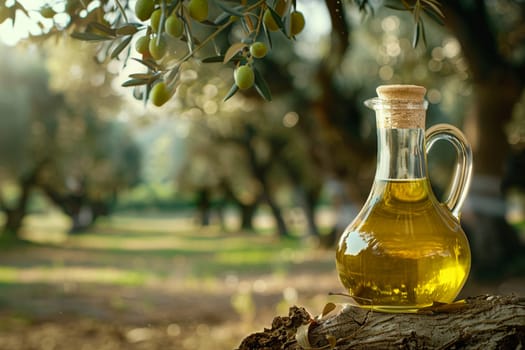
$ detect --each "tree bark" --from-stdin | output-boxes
[237,295,525,350]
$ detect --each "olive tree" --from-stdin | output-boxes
[0,45,141,237]
[4,0,523,269]
[173,60,321,237]
[0,0,441,105]
[39,111,141,233]
[0,47,65,237]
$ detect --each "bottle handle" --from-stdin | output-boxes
[425,124,473,219]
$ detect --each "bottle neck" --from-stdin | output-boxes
[375,128,427,180]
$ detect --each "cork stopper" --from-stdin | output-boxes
[369,84,428,129]
[376,85,426,102]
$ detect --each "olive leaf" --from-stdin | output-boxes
[131,57,160,71]
[214,0,244,17]
[423,0,444,18]
[201,54,246,63]
[122,78,150,87]
[71,32,114,41]
[202,55,244,63]
[419,20,427,45]
[253,67,272,101]
[223,83,239,102]
[223,42,247,64]
[202,55,227,63]
[320,302,336,319]
[383,0,444,47]
[114,0,128,23]
[412,20,420,47]
[13,1,29,17]
[423,6,444,25]
[87,21,116,36]
[111,35,133,59]
[116,24,139,36]
[264,25,273,49]
[129,73,159,80]
[412,19,428,47]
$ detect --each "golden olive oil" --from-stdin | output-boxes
[335,178,471,312]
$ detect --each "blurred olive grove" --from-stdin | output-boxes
[0,0,524,273]
[0,41,141,236]
[0,1,524,349]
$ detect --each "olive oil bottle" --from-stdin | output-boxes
[335,85,473,312]
[336,178,470,311]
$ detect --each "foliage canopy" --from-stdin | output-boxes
[0,0,445,106]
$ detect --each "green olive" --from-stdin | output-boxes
[40,5,56,19]
[250,42,268,59]
[150,82,171,106]
[263,9,279,32]
[290,11,305,36]
[135,35,150,54]
[234,65,255,90]
[149,34,167,60]
[135,0,155,21]
[150,9,162,32]
[188,0,208,22]
[165,15,184,38]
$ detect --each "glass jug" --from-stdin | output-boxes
[335,85,473,312]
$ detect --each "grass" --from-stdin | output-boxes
[13,213,325,278]
[0,212,338,350]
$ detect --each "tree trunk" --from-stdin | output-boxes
[240,125,290,238]
[196,188,212,226]
[220,180,259,232]
[0,164,44,238]
[298,188,320,237]
[240,202,257,231]
[261,189,289,238]
[40,185,101,234]
[2,208,26,237]
[237,295,525,350]
[278,155,322,238]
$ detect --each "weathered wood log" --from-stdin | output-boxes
[237,295,525,349]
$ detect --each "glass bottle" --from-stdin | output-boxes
[335,85,473,312]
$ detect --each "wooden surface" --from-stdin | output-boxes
[237,295,525,349]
